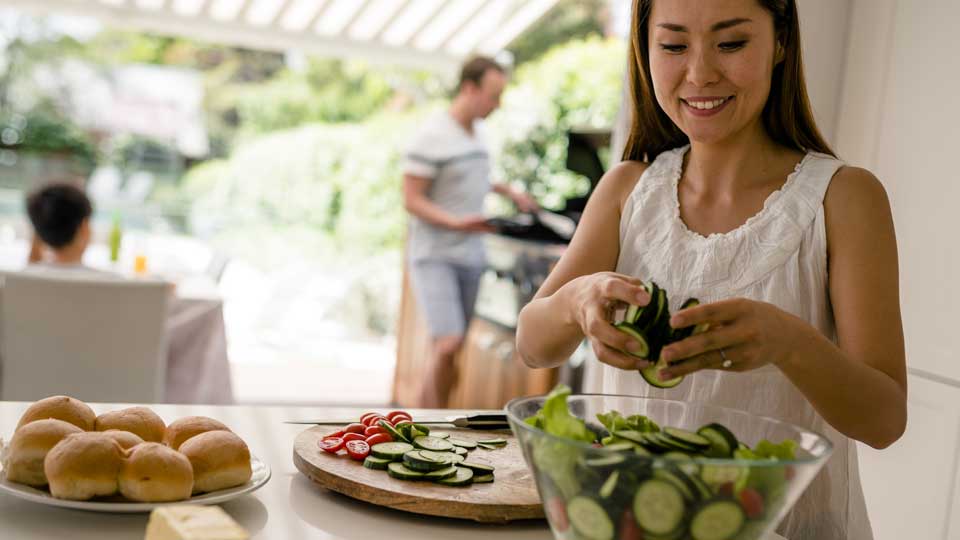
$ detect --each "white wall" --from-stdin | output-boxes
[835,0,960,384]
[835,1,960,539]
[795,0,851,144]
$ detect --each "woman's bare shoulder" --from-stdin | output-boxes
[825,166,890,211]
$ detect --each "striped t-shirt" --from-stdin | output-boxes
[402,111,491,266]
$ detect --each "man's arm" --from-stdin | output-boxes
[403,174,491,232]
[492,182,539,213]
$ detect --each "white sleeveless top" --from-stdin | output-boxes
[593,145,873,540]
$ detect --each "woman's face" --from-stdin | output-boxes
[647,0,780,145]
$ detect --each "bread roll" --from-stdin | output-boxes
[100,430,145,450]
[178,431,252,494]
[4,419,83,487]
[44,432,124,500]
[119,443,193,502]
[95,407,166,443]
[162,416,230,450]
[16,395,96,431]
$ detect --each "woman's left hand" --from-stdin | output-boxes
[658,298,807,379]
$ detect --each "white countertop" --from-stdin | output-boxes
[0,401,787,540]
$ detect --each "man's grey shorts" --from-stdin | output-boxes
[409,260,485,338]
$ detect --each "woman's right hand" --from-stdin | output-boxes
[564,272,653,370]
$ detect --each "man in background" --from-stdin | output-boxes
[403,56,538,408]
[26,182,94,268]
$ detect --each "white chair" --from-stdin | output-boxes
[0,270,169,402]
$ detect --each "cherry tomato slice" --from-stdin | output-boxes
[318,437,344,454]
[343,423,366,434]
[738,487,765,519]
[364,425,386,437]
[342,432,365,442]
[386,410,412,423]
[360,413,383,427]
[325,429,345,439]
[365,433,392,446]
[345,440,370,461]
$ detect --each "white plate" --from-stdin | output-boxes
[0,454,270,513]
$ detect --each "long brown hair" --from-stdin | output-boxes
[621,0,835,162]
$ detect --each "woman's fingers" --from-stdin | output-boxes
[599,275,651,307]
[661,323,741,365]
[669,298,743,329]
[584,307,650,361]
[590,338,650,370]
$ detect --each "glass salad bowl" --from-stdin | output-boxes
[505,391,832,540]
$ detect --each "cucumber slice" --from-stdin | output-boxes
[633,479,686,536]
[600,441,636,452]
[651,432,701,453]
[663,451,700,476]
[413,435,454,452]
[612,430,648,446]
[567,496,614,540]
[423,465,459,480]
[614,323,650,358]
[477,438,507,445]
[697,423,739,458]
[449,453,466,464]
[653,467,697,502]
[700,464,748,490]
[473,474,494,483]
[448,438,478,450]
[452,446,468,456]
[371,441,413,460]
[477,443,500,450]
[387,462,424,480]
[459,462,495,474]
[436,466,474,487]
[418,450,458,463]
[633,281,660,330]
[431,432,451,439]
[379,420,408,443]
[403,451,452,471]
[363,456,392,470]
[689,499,745,540]
[582,453,626,470]
[412,423,431,435]
[640,358,683,389]
[663,427,711,449]
[625,303,641,324]
[599,471,620,499]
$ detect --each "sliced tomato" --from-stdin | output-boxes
[343,423,366,434]
[345,440,370,460]
[738,487,765,519]
[365,433,392,446]
[618,510,642,540]
[360,413,384,427]
[325,429,345,439]
[318,437,344,454]
[364,425,386,437]
[342,432,365,443]
[387,410,412,423]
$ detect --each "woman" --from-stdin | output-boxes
[516,1,906,538]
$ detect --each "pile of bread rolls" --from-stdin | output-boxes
[1,395,253,502]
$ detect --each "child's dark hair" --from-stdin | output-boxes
[26,182,92,248]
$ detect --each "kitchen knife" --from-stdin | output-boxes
[284,413,510,430]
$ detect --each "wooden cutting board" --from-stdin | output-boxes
[293,426,545,523]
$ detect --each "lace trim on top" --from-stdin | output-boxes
[666,145,817,244]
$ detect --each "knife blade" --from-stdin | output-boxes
[284,413,510,430]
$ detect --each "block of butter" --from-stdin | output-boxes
[145,505,249,540]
